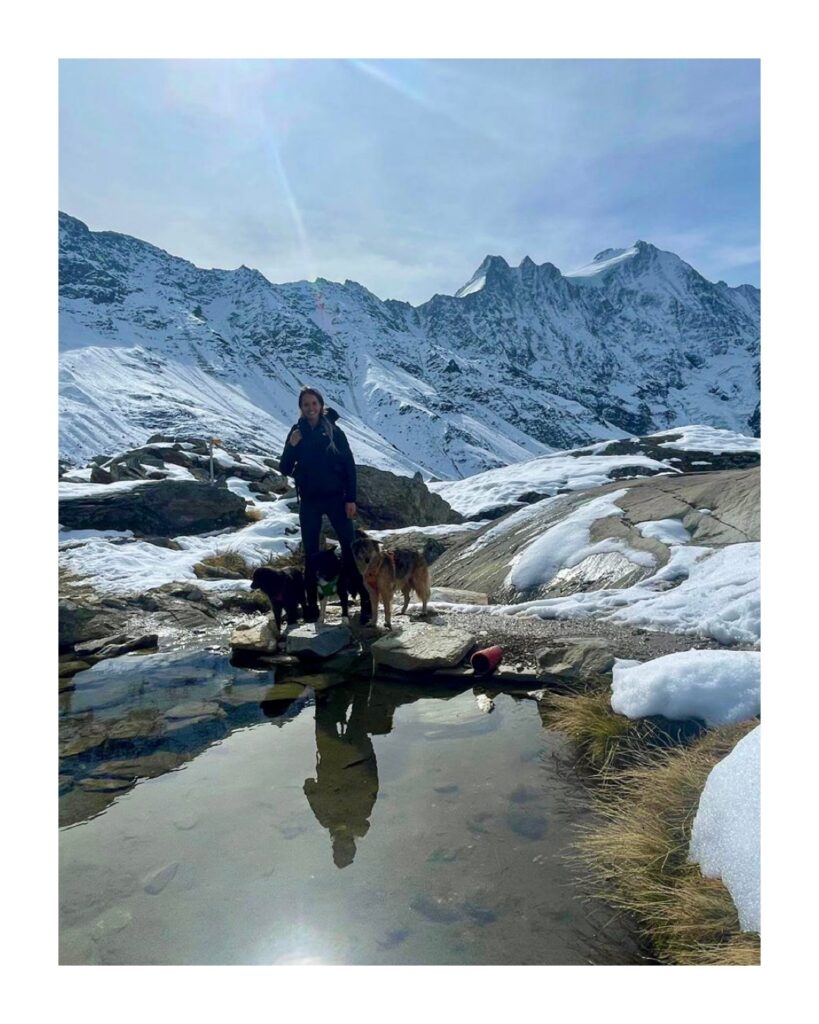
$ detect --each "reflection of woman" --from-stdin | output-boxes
[278,386,371,624]
[303,687,379,869]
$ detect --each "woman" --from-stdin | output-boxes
[278,386,372,625]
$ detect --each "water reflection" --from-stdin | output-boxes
[305,685,379,868]
[59,650,472,840]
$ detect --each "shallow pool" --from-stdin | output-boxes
[59,650,644,965]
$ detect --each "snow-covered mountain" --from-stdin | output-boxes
[59,213,760,478]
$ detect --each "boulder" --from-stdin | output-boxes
[371,622,475,672]
[286,624,353,659]
[355,467,462,529]
[58,479,248,536]
[59,600,126,653]
[230,620,279,654]
[535,638,618,682]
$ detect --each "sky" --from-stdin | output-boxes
[59,58,759,304]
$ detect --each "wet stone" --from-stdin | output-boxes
[143,862,179,896]
[410,893,463,923]
[106,710,165,741]
[60,720,109,757]
[463,901,498,925]
[507,809,549,840]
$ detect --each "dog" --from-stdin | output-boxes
[351,530,431,629]
[250,566,306,634]
[312,546,356,625]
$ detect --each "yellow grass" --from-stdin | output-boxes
[540,687,660,770]
[198,550,254,578]
[574,719,760,965]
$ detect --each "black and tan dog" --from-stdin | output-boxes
[351,530,431,628]
[250,566,306,634]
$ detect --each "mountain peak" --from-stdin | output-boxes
[454,254,510,298]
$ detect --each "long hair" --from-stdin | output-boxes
[299,385,338,453]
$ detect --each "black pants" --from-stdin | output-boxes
[299,496,370,617]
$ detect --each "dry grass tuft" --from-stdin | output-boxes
[245,506,265,523]
[575,719,760,965]
[198,551,254,578]
[541,688,659,770]
[261,542,305,572]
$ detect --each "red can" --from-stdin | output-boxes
[471,645,504,676]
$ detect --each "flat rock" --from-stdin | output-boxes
[535,637,618,682]
[230,620,278,653]
[286,624,352,659]
[74,634,130,659]
[96,634,158,660]
[371,622,475,672]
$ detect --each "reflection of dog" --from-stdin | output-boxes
[250,567,305,633]
[351,530,430,628]
[313,547,355,626]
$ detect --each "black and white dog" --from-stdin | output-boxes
[313,547,356,625]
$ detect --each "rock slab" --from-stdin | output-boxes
[230,620,279,653]
[371,622,475,672]
[536,637,618,682]
[286,624,353,659]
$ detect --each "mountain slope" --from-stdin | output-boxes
[58,214,759,476]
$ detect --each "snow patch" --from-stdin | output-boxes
[610,650,760,726]
[689,726,760,932]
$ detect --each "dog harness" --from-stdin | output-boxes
[318,578,338,598]
[364,550,395,590]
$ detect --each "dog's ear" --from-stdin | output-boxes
[355,528,368,539]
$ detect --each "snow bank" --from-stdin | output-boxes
[649,425,760,454]
[508,490,655,590]
[636,518,690,545]
[611,650,760,726]
[688,726,760,932]
[429,451,675,518]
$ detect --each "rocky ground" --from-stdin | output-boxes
[441,610,742,670]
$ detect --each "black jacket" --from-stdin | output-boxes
[279,410,357,503]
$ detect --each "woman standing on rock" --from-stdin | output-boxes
[279,386,372,625]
